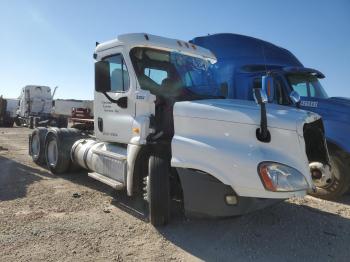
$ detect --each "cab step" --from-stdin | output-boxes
[88,172,125,190]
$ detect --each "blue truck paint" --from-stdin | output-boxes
[191,33,350,156]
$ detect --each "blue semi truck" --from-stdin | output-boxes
[191,33,350,200]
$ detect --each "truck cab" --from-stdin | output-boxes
[29,33,330,226]
[191,33,350,199]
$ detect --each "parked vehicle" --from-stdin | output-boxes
[15,85,68,128]
[29,33,330,226]
[191,33,350,200]
[0,96,18,127]
[14,86,93,129]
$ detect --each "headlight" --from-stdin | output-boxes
[258,162,309,192]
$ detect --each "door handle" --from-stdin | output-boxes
[98,117,103,132]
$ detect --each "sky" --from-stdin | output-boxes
[0,0,349,100]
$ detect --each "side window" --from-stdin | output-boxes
[273,77,289,105]
[292,82,308,97]
[144,68,168,85]
[104,54,130,92]
[309,84,316,97]
[252,77,289,105]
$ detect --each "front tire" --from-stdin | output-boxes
[146,150,170,226]
[310,151,350,200]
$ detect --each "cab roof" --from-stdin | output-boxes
[23,85,51,90]
[95,33,216,61]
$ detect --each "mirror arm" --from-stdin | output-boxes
[257,103,270,142]
[254,88,271,143]
[103,92,118,103]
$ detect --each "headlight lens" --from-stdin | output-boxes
[258,162,309,192]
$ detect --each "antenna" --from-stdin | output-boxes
[261,46,268,75]
[52,86,58,98]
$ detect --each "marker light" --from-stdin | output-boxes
[225,195,238,205]
[258,162,308,192]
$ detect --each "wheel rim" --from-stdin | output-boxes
[31,134,40,158]
[313,158,338,191]
[47,139,58,167]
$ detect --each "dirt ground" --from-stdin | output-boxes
[1,127,350,262]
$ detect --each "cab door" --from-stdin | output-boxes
[94,50,136,143]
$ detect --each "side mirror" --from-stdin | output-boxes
[253,88,268,104]
[289,91,301,107]
[95,61,111,93]
[262,75,274,102]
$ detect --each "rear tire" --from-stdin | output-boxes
[147,149,170,226]
[14,117,21,127]
[44,128,82,174]
[30,127,48,164]
[310,150,350,200]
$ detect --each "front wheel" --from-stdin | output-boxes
[145,151,170,226]
[310,151,350,200]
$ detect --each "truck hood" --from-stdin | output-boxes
[325,97,350,113]
[174,99,320,132]
[301,96,350,118]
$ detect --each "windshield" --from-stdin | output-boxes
[130,47,220,99]
[286,73,328,99]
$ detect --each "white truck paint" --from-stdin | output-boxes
[29,33,330,226]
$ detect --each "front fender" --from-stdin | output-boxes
[323,119,350,154]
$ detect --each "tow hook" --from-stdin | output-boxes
[309,162,332,188]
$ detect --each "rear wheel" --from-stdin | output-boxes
[310,150,350,200]
[145,148,170,226]
[44,128,81,174]
[30,128,48,164]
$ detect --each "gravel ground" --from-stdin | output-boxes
[1,127,350,262]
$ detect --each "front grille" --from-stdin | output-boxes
[303,118,329,165]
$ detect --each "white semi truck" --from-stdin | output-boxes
[29,33,330,226]
[15,85,93,128]
[15,85,68,128]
